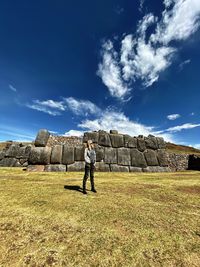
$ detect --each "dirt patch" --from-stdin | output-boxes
[176,185,200,195]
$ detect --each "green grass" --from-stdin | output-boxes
[0,168,200,267]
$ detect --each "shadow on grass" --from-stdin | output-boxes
[64,185,83,193]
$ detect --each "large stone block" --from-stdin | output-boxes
[124,135,137,148]
[143,166,170,172]
[137,138,146,152]
[0,158,20,167]
[16,145,32,159]
[74,146,85,161]
[104,147,117,164]
[26,165,45,172]
[94,145,104,162]
[51,145,63,164]
[145,136,158,150]
[110,164,129,172]
[0,151,5,160]
[5,144,21,158]
[98,132,111,147]
[144,149,159,166]
[83,132,99,143]
[117,148,131,165]
[110,130,118,134]
[28,147,51,165]
[156,137,166,149]
[130,149,147,168]
[62,145,74,165]
[34,129,50,147]
[129,167,143,172]
[44,164,66,172]
[95,162,110,172]
[67,161,85,171]
[110,134,124,148]
[157,149,169,166]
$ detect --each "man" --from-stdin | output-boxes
[82,140,97,194]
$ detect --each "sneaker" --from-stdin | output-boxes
[91,189,97,193]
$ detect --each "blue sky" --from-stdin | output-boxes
[0,0,200,147]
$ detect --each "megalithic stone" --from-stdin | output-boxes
[35,129,50,147]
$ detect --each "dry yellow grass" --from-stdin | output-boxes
[0,168,200,267]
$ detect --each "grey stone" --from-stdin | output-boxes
[26,165,45,172]
[83,132,99,143]
[104,147,117,164]
[28,147,51,165]
[0,158,20,167]
[117,148,131,165]
[110,134,124,148]
[74,145,85,161]
[143,166,170,172]
[129,167,143,172]
[62,145,74,165]
[145,137,158,150]
[95,162,110,172]
[156,137,166,149]
[5,144,20,158]
[34,129,50,147]
[137,138,146,152]
[0,151,5,160]
[51,145,63,164]
[16,145,32,159]
[94,145,104,162]
[157,149,169,166]
[67,161,85,171]
[98,132,111,147]
[130,149,147,168]
[44,164,66,172]
[124,135,137,148]
[144,149,159,166]
[22,162,28,167]
[110,164,129,172]
[110,130,118,134]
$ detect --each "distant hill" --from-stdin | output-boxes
[166,142,200,155]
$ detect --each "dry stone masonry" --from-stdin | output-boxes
[0,129,199,172]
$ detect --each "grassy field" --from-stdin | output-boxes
[0,168,200,267]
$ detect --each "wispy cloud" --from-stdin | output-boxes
[163,122,200,133]
[97,0,200,100]
[179,59,191,71]
[9,84,17,92]
[26,100,63,116]
[64,97,101,116]
[64,129,84,137]
[0,125,35,141]
[167,113,181,120]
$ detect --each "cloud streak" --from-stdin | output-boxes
[97,0,200,100]
[167,113,181,120]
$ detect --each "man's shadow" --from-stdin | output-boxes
[64,185,83,193]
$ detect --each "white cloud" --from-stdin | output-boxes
[77,109,174,142]
[98,0,200,99]
[26,100,63,116]
[9,84,17,92]
[97,40,130,99]
[179,59,191,71]
[167,113,181,120]
[165,122,200,133]
[63,130,84,137]
[193,144,200,149]
[64,97,101,116]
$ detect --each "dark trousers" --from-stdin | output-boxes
[83,163,95,191]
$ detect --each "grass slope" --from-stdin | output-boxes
[0,168,200,267]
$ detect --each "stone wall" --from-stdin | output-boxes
[0,129,173,172]
[167,153,189,171]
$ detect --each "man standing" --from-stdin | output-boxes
[82,140,97,195]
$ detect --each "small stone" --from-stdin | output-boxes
[44,164,66,172]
